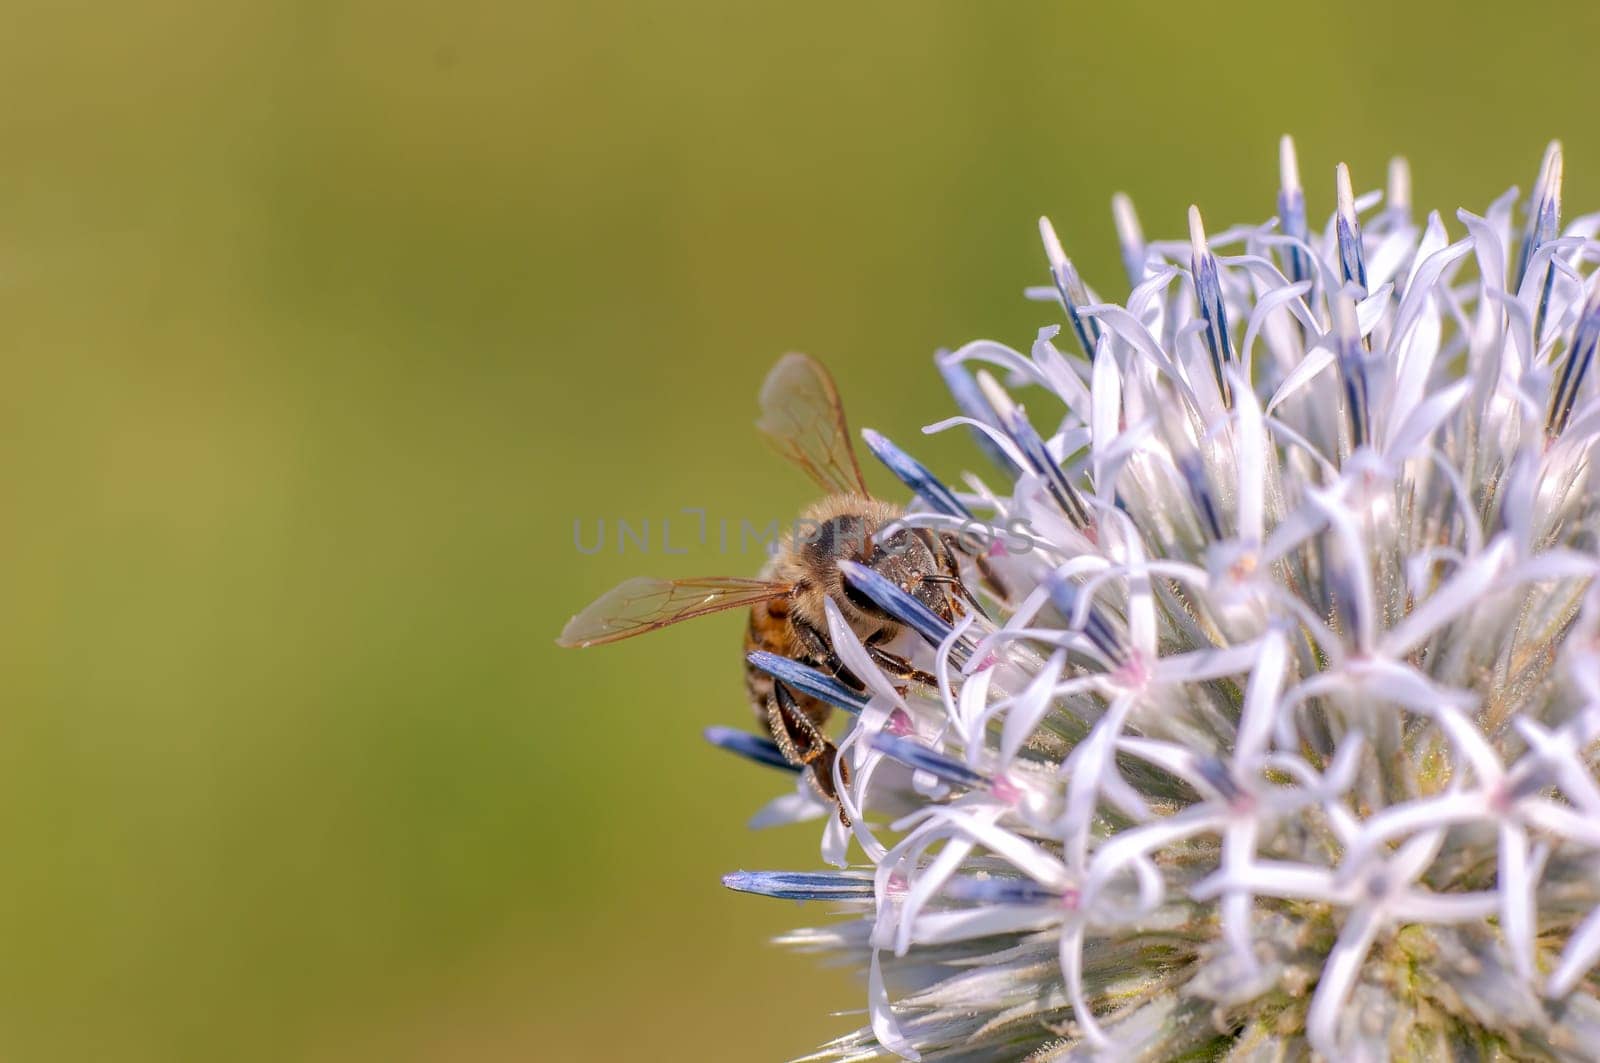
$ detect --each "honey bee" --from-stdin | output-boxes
[557,353,977,821]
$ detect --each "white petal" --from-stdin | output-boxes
[999,650,1066,766]
[1090,342,1122,493]
[955,664,995,758]
[1520,799,1600,848]
[934,611,976,726]
[1230,369,1267,544]
[824,597,903,705]
[894,821,986,956]
[1382,377,1469,461]
[1152,637,1263,684]
[868,950,920,1061]
[1032,327,1093,421]
[1115,522,1157,659]
[749,790,828,830]
[1113,737,1210,789]
[1360,658,1478,712]
[931,807,1073,890]
[1080,302,1196,402]
[1306,904,1382,1061]
[940,338,1043,386]
[1305,486,1378,653]
[1236,628,1287,762]
[1265,343,1335,415]
[909,905,1062,947]
[922,415,1031,471]
[1060,695,1135,868]
[1086,807,1222,896]
[1381,537,1508,659]
[1057,921,1107,1049]
[1238,280,1313,380]
[1356,282,1394,336]
[1549,903,1600,996]
[1352,790,1488,860]
[1499,823,1536,981]
[1389,829,1447,884]
[1386,889,1500,923]
[1366,229,1416,291]
[1194,858,1338,903]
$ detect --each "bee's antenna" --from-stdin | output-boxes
[956,581,994,623]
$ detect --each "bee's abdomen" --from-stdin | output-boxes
[743,599,831,732]
[743,600,792,715]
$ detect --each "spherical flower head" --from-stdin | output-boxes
[716,137,1600,1061]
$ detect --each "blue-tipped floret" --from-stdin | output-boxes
[999,405,1091,527]
[1277,136,1312,287]
[704,725,799,773]
[937,354,1021,474]
[722,870,876,901]
[1514,141,1564,294]
[1334,163,1368,293]
[1039,216,1103,358]
[746,651,869,714]
[1331,286,1371,450]
[1112,192,1147,289]
[1549,284,1600,437]
[1189,205,1235,407]
[1386,156,1412,226]
[836,559,963,656]
[942,875,1066,905]
[1516,142,1564,342]
[1195,755,1243,803]
[1046,571,1125,664]
[1176,451,1224,541]
[861,428,973,520]
[871,734,991,790]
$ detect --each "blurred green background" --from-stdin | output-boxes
[2,1,1598,1059]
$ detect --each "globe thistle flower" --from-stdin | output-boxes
[713,137,1600,1061]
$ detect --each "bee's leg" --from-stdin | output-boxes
[862,630,938,688]
[763,687,803,765]
[866,647,938,688]
[799,614,935,691]
[791,618,867,692]
[794,615,932,700]
[767,682,851,825]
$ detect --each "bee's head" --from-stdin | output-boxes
[837,525,957,626]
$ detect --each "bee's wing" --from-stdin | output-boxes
[756,353,871,496]
[557,576,790,647]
